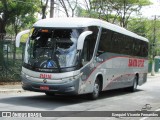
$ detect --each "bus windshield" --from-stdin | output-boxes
[24,28,84,71]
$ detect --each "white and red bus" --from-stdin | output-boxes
[16,18,149,99]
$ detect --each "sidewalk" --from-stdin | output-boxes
[0,72,160,93]
[147,72,160,78]
[0,82,24,93]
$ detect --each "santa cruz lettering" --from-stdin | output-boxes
[128,58,145,67]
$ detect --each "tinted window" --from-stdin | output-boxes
[97,28,112,56]
[111,32,120,53]
[133,40,148,57]
[97,28,148,57]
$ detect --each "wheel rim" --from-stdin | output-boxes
[93,82,99,97]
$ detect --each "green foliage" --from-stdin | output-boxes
[0,0,41,81]
[128,17,160,59]
[0,41,4,67]
[0,41,23,81]
[128,18,148,37]
[0,0,41,35]
[0,59,22,82]
[21,33,29,43]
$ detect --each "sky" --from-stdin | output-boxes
[141,0,160,17]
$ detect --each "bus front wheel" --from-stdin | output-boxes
[89,78,100,100]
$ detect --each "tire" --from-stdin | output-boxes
[88,78,101,100]
[45,92,55,96]
[129,75,138,92]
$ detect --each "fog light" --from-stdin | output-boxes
[65,86,75,92]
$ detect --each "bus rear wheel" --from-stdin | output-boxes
[89,78,100,100]
[129,75,138,92]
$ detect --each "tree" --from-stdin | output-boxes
[78,0,151,28]
[113,0,151,28]
[0,0,40,66]
[0,0,41,35]
[77,0,104,18]
[58,0,78,17]
[127,17,147,37]
[41,0,49,19]
[50,0,54,18]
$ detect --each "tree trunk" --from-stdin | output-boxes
[151,59,155,76]
[50,0,54,18]
[41,0,49,19]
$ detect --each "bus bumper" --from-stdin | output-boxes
[21,76,80,95]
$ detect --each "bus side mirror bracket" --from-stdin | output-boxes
[16,29,30,47]
[77,31,93,50]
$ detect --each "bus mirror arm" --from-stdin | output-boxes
[77,31,93,50]
[16,29,30,47]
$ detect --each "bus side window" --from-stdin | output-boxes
[123,36,131,55]
[97,28,112,56]
[133,40,140,56]
[81,26,98,65]
[82,35,91,62]
[143,42,148,57]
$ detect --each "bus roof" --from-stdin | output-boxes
[33,18,148,42]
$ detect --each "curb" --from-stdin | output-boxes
[0,84,24,93]
[0,89,25,93]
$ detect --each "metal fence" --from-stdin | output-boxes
[0,34,25,82]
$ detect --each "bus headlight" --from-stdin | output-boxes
[21,72,30,79]
[62,72,83,83]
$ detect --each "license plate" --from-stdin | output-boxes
[40,86,49,90]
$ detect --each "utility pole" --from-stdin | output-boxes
[50,0,54,18]
[151,15,157,76]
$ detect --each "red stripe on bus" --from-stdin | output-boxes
[85,56,148,82]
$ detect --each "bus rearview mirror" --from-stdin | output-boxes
[77,31,93,50]
[16,29,30,47]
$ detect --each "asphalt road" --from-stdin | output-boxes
[0,75,160,120]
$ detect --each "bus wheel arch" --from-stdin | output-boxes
[97,74,103,92]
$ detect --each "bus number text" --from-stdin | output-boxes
[40,74,52,79]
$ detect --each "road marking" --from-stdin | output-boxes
[139,108,160,120]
